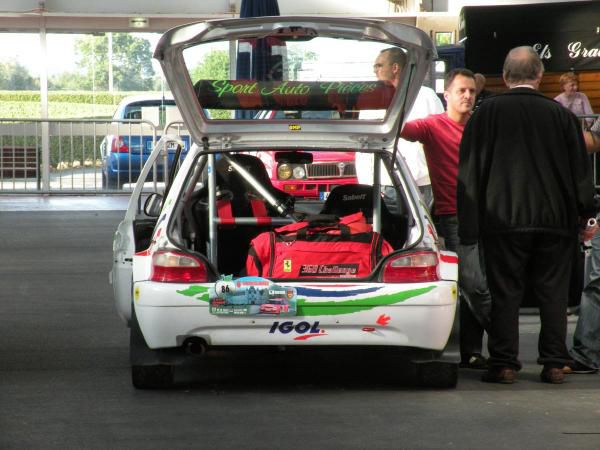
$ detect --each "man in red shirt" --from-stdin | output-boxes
[401,68,490,369]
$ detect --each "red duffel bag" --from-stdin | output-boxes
[246,212,393,278]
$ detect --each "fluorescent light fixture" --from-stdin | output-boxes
[129,17,149,28]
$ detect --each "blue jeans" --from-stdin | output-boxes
[570,229,600,369]
[434,215,489,358]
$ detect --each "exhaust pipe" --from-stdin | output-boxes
[184,337,207,355]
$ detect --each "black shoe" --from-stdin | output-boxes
[481,366,516,384]
[563,360,598,374]
[540,366,565,384]
[459,353,488,370]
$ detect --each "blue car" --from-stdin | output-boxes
[100,94,191,189]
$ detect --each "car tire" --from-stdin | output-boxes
[130,305,174,389]
[415,361,458,388]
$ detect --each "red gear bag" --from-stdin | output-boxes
[246,212,393,278]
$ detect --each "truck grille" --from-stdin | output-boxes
[307,162,356,179]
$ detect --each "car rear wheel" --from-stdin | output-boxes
[130,305,174,389]
[415,361,458,388]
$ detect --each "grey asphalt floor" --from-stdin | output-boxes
[0,197,599,449]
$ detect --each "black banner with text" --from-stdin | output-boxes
[460,2,600,74]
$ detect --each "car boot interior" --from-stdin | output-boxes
[181,154,411,277]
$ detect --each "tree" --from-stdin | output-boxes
[190,50,230,119]
[0,59,39,90]
[75,33,156,91]
[49,72,87,91]
[190,50,229,82]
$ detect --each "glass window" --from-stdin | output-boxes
[183,35,409,121]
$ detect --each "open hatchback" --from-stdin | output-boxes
[111,16,459,389]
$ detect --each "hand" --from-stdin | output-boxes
[580,222,599,242]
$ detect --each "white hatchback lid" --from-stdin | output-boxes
[154,16,435,154]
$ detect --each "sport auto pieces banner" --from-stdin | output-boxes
[466,32,600,74]
[194,80,395,111]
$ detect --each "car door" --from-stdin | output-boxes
[111,135,187,325]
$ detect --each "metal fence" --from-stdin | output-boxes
[0,118,190,194]
[0,115,598,194]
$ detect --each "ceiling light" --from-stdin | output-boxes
[129,17,149,29]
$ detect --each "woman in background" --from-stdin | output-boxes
[555,72,594,127]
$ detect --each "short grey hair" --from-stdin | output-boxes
[503,46,544,83]
[380,47,407,71]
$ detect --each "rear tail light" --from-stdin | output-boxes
[111,136,129,153]
[150,250,208,283]
[382,251,440,283]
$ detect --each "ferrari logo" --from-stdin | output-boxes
[134,286,140,302]
[283,259,292,272]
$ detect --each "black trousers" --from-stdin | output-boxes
[482,232,575,370]
[434,215,485,359]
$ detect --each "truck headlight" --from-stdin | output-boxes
[292,166,306,179]
[278,164,292,180]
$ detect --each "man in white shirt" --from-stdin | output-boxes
[356,47,443,208]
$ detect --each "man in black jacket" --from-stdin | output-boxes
[457,46,596,384]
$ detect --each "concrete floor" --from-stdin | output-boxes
[0,194,129,211]
[1,199,599,449]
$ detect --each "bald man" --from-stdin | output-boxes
[458,46,596,384]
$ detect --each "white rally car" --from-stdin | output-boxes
[111,16,459,389]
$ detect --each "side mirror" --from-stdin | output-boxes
[144,193,164,217]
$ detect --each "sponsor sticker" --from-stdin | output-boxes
[269,320,327,340]
[209,275,297,316]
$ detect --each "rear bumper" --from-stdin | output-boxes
[133,280,457,351]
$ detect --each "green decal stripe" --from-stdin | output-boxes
[296,286,436,316]
[177,284,436,314]
[177,285,210,300]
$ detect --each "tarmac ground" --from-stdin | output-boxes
[0,196,599,449]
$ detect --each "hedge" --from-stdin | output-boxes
[0,90,147,105]
[0,90,167,167]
